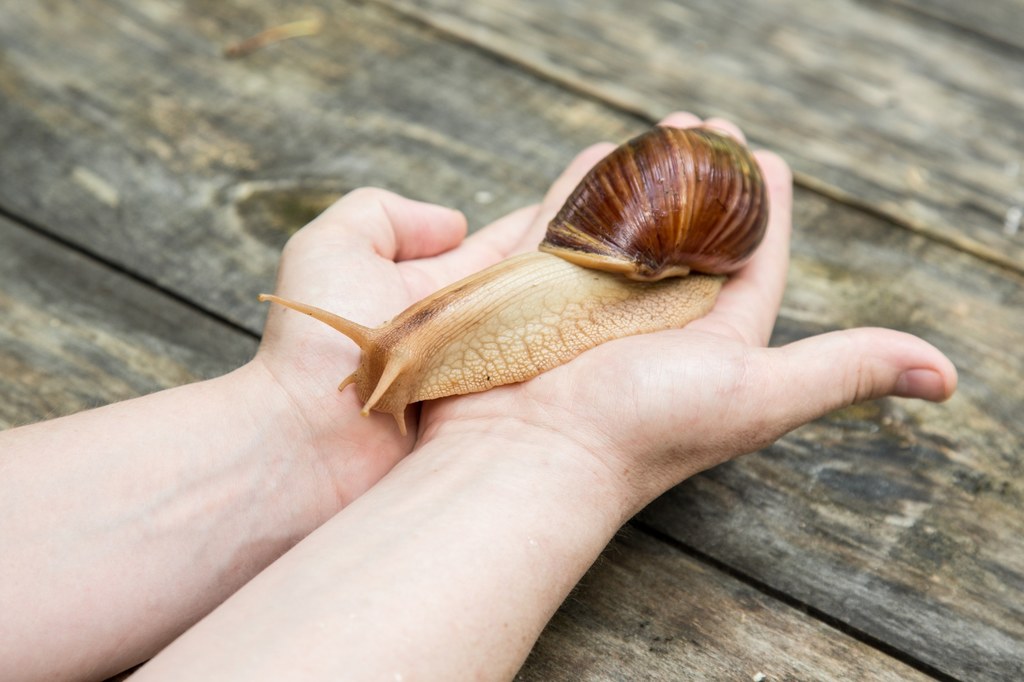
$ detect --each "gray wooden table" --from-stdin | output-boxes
[1,1,1021,679]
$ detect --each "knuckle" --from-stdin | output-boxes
[845,349,881,406]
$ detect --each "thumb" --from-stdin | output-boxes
[762,328,957,428]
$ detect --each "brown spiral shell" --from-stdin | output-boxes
[540,126,769,281]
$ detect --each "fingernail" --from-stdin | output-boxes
[894,369,947,402]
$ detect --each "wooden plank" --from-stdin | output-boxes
[519,530,929,681]
[0,216,256,428]
[883,0,1024,51]
[0,0,642,333]
[639,186,1024,681]
[377,0,1024,273]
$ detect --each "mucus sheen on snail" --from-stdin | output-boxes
[259,126,769,434]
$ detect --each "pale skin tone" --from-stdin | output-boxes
[0,113,956,681]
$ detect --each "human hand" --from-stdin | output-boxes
[416,112,957,515]
[252,188,546,511]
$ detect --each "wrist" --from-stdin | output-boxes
[416,411,640,525]
[236,357,414,522]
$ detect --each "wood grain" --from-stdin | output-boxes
[0,215,256,429]
[378,0,1024,273]
[883,0,1024,51]
[2,1,1022,678]
[0,0,641,332]
[518,530,929,681]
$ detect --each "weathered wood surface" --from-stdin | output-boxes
[378,0,1024,273]
[0,0,640,333]
[1,0,1022,679]
[884,0,1024,51]
[519,530,929,681]
[0,215,256,429]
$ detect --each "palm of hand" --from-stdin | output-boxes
[418,270,786,496]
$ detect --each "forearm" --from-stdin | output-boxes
[0,363,330,680]
[134,423,631,681]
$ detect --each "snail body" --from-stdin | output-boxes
[260,127,768,434]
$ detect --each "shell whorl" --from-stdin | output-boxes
[540,126,769,281]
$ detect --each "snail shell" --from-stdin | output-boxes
[542,126,768,280]
[260,126,769,434]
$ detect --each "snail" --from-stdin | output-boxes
[260,126,768,434]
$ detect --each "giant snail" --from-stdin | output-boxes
[260,126,769,434]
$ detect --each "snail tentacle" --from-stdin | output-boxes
[258,294,375,351]
[361,354,409,416]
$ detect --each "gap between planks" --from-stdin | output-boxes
[630,519,959,682]
[858,0,1024,58]
[0,204,260,341]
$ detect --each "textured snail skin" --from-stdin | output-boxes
[259,260,722,434]
[259,126,767,434]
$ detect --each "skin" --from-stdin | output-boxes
[0,113,956,681]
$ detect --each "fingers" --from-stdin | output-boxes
[702,117,747,144]
[450,205,541,265]
[313,188,468,262]
[658,111,703,130]
[757,328,957,431]
[379,193,468,261]
[658,112,746,144]
[406,205,542,292]
[700,150,793,345]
